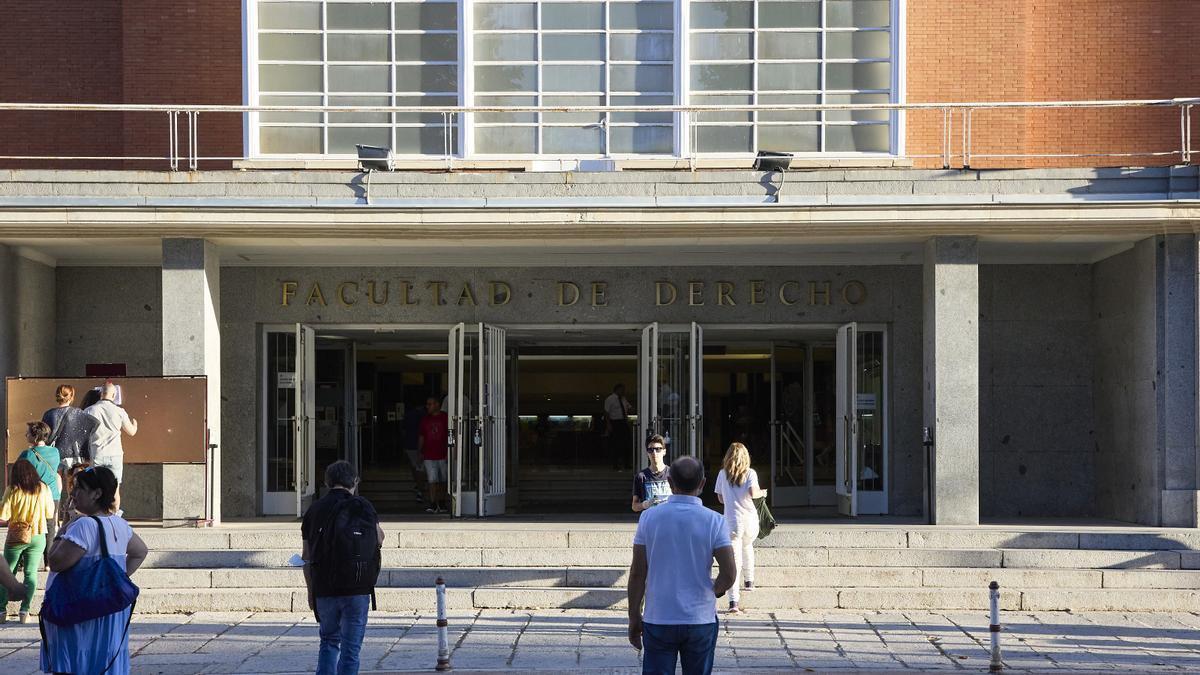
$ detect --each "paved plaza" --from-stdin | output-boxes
[3,608,1200,673]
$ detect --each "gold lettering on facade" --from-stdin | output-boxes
[305,282,327,307]
[656,281,677,306]
[428,281,447,306]
[557,281,580,306]
[457,283,477,306]
[336,282,358,307]
[749,280,766,305]
[688,281,705,306]
[489,281,512,306]
[591,282,609,307]
[842,280,868,305]
[280,281,298,307]
[716,281,735,306]
[366,280,389,305]
[779,281,801,305]
[399,281,417,305]
[809,281,831,306]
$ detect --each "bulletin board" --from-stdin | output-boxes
[6,376,207,464]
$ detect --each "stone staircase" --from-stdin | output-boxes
[18,524,1200,615]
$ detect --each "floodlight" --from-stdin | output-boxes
[356,144,394,172]
[753,151,793,173]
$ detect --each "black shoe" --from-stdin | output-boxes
[744,580,754,592]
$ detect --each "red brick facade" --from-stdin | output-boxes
[0,1,1195,168]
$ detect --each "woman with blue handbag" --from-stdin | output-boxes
[40,466,147,675]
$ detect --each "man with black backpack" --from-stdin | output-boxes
[301,460,385,675]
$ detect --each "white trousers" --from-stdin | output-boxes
[728,519,759,604]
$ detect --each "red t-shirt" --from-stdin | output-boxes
[419,411,449,460]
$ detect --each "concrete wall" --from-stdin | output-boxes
[15,255,56,376]
[55,267,162,376]
[980,264,1096,517]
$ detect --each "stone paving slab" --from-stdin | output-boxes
[5,609,1200,673]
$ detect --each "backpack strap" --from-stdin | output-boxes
[90,515,111,559]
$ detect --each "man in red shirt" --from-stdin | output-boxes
[418,396,450,514]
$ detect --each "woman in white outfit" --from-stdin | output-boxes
[714,442,766,614]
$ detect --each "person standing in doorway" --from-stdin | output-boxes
[84,382,138,485]
[604,383,634,469]
[628,456,736,675]
[631,435,671,512]
[418,396,449,514]
[714,442,767,615]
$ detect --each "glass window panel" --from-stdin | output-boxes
[543,126,603,154]
[259,2,321,30]
[542,3,604,30]
[610,34,672,62]
[329,95,390,123]
[611,64,672,92]
[610,95,673,124]
[759,32,819,60]
[475,34,537,61]
[609,125,672,154]
[825,93,890,121]
[544,34,604,61]
[826,123,890,152]
[690,2,752,29]
[826,30,890,59]
[328,34,390,61]
[759,62,819,90]
[259,33,323,61]
[476,65,537,92]
[395,2,458,30]
[260,95,323,123]
[475,95,537,124]
[328,126,392,153]
[395,125,458,154]
[690,63,752,91]
[696,125,752,153]
[692,94,752,123]
[758,93,819,123]
[395,33,457,61]
[259,64,323,91]
[395,64,457,91]
[395,95,458,123]
[474,3,535,30]
[758,0,819,28]
[691,33,752,60]
[328,64,390,91]
[610,1,672,29]
[544,65,604,92]
[544,95,603,124]
[476,126,537,153]
[758,124,819,152]
[826,61,890,90]
[827,0,891,28]
[261,126,322,153]
[327,2,390,29]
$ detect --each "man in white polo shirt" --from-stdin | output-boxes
[627,456,736,675]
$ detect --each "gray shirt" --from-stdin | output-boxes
[84,399,132,459]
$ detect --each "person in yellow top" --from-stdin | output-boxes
[0,458,55,623]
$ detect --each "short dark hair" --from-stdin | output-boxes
[325,460,358,489]
[646,434,665,449]
[669,456,705,493]
[27,420,51,444]
[10,459,41,494]
[75,465,120,512]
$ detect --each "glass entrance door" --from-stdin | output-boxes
[638,323,703,463]
[835,323,858,517]
[769,344,808,507]
[294,323,317,517]
[450,323,508,517]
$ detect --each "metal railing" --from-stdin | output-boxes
[0,98,1194,171]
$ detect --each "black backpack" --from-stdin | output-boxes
[312,496,382,604]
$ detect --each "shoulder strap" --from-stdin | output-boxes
[28,448,54,473]
[90,514,111,558]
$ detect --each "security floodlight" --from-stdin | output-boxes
[753,151,793,173]
[356,144,394,172]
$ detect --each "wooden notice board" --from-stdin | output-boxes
[6,377,207,464]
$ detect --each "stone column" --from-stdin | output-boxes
[1158,234,1199,526]
[923,236,980,525]
[161,239,221,525]
[0,246,17,458]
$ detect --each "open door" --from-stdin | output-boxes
[638,323,659,468]
[687,322,703,458]
[294,324,317,517]
[770,344,808,507]
[835,322,858,517]
[447,323,466,517]
[476,323,507,516]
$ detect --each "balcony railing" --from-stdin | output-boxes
[0,98,1194,171]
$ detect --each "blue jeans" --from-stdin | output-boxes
[316,594,371,675]
[642,620,719,675]
[93,455,123,484]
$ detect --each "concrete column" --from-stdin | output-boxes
[923,236,980,525]
[1158,234,1199,526]
[0,246,17,468]
[162,239,221,525]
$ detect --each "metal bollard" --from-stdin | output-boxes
[988,581,1003,672]
[435,577,451,671]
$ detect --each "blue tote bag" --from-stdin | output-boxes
[41,515,139,626]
